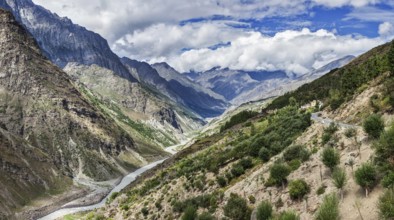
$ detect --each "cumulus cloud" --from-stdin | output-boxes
[379,22,394,38]
[165,28,383,74]
[113,21,249,60]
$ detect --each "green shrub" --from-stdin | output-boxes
[288,179,310,200]
[141,207,149,216]
[332,168,347,200]
[277,211,300,220]
[355,163,377,197]
[378,189,394,220]
[344,128,357,138]
[321,147,340,171]
[256,200,273,220]
[374,123,394,170]
[363,114,384,139]
[182,205,197,220]
[239,157,253,169]
[288,159,302,171]
[259,147,271,162]
[316,185,326,195]
[224,193,251,220]
[269,163,291,187]
[231,164,245,177]
[283,145,310,162]
[315,193,339,220]
[197,212,215,220]
[217,176,227,187]
[155,201,162,210]
[248,195,256,204]
[382,172,394,188]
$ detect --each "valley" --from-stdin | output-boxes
[0,0,393,220]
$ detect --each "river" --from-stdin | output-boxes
[38,159,167,220]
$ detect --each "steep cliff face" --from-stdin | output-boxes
[0,9,165,217]
[1,0,135,81]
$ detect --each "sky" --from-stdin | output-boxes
[32,0,394,75]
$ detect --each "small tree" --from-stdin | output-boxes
[216,176,227,187]
[283,145,310,162]
[315,193,339,220]
[355,163,377,197]
[321,147,340,172]
[374,123,394,168]
[269,163,291,188]
[288,179,310,201]
[224,193,251,220]
[256,200,273,220]
[363,114,384,139]
[332,168,347,201]
[259,147,271,162]
[378,189,394,220]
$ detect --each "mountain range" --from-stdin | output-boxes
[0,0,363,218]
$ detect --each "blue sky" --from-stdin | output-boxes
[33,0,394,74]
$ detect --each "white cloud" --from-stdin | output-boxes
[312,0,380,7]
[166,28,383,74]
[113,22,249,60]
[379,22,394,37]
[345,6,394,22]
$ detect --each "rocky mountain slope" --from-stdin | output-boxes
[64,63,204,147]
[0,0,134,81]
[80,41,394,220]
[0,8,167,218]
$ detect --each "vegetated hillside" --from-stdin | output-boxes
[0,9,167,219]
[64,63,204,147]
[81,40,394,220]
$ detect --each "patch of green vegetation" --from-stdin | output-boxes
[220,110,258,132]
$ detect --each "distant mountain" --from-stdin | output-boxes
[231,56,355,104]
[152,62,226,101]
[185,56,354,105]
[122,58,229,118]
[1,0,135,81]
[187,68,289,102]
[0,9,166,218]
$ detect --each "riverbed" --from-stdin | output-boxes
[38,159,167,220]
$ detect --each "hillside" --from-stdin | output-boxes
[0,8,167,219]
[64,63,204,147]
[77,41,394,219]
